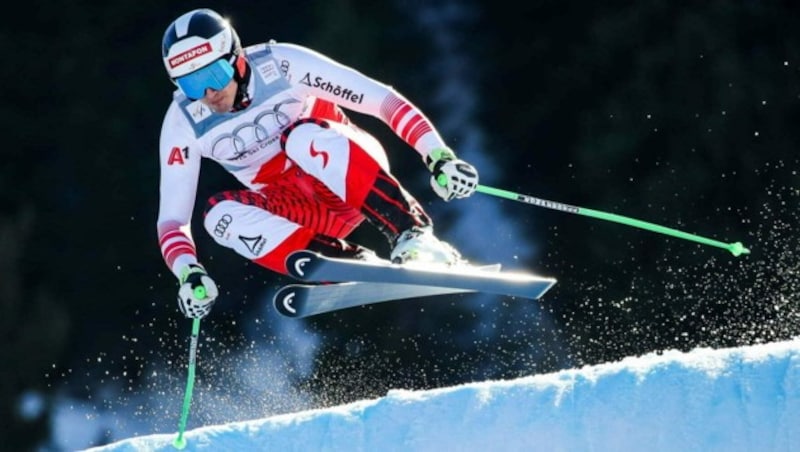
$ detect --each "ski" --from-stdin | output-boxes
[276,250,556,317]
[274,281,476,318]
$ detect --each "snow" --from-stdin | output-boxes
[83,338,800,452]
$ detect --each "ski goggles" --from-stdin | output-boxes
[175,59,235,100]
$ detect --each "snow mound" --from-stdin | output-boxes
[85,338,800,452]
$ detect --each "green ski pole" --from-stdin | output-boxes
[173,318,201,449]
[475,184,750,257]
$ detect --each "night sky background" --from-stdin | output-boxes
[5,1,800,450]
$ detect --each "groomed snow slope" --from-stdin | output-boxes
[85,338,800,452]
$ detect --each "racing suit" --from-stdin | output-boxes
[157,42,450,277]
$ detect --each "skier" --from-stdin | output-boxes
[158,8,479,319]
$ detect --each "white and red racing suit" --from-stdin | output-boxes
[157,42,450,278]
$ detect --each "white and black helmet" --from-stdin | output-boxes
[161,9,242,99]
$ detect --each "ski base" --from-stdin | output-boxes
[274,281,474,318]
[273,251,557,318]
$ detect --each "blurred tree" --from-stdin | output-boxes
[477,1,800,364]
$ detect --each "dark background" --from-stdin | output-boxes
[5,1,800,450]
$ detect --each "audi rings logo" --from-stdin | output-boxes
[211,99,300,161]
[214,214,233,238]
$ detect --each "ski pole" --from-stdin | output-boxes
[475,184,750,257]
[172,318,201,449]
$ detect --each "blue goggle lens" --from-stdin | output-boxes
[176,59,235,100]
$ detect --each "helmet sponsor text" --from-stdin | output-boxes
[169,43,213,69]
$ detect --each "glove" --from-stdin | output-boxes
[177,264,219,319]
[426,148,479,201]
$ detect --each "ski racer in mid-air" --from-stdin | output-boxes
[158,8,479,319]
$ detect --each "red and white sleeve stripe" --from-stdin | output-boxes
[158,224,198,277]
[379,92,446,157]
